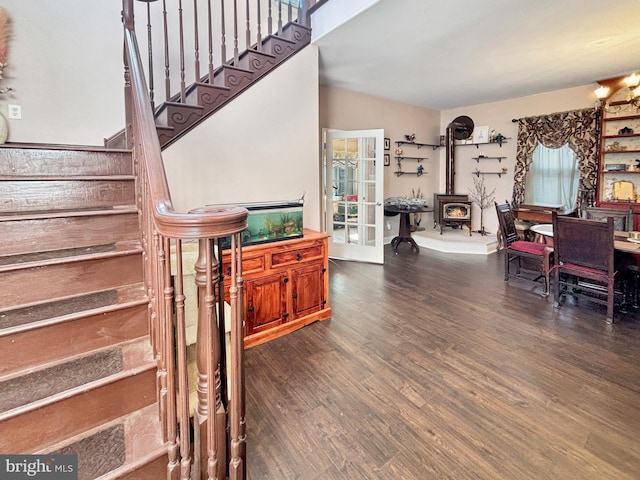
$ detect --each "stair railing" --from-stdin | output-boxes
[123,2,249,478]
[132,0,316,108]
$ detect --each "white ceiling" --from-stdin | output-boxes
[313,0,640,110]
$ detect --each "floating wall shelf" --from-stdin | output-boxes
[457,139,509,148]
[395,170,425,177]
[396,165,425,177]
[472,171,507,178]
[473,156,505,163]
[395,141,440,150]
[395,156,426,162]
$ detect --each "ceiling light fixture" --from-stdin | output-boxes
[595,72,640,111]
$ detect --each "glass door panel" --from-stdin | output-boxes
[324,129,384,264]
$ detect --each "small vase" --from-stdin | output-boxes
[0,112,7,144]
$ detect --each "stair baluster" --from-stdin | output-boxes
[233,0,239,64]
[207,0,214,82]
[220,0,227,67]
[162,0,171,101]
[245,0,251,50]
[193,0,201,82]
[277,0,282,35]
[256,0,262,52]
[143,0,156,111]
[178,0,186,102]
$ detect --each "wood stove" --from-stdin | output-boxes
[432,116,475,235]
[433,194,472,235]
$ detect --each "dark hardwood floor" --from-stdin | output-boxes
[245,244,640,479]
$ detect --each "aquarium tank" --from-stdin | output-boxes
[219,199,304,248]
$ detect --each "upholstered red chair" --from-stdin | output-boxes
[552,213,625,323]
[495,201,553,296]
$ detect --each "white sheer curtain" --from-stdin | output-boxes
[524,143,579,211]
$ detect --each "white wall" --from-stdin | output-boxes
[163,46,322,228]
[441,84,598,235]
[1,1,124,145]
[311,0,381,42]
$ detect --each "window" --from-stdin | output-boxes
[524,143,579,212]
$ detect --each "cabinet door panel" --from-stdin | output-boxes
[246,273,287,335]
[291,263,325,319]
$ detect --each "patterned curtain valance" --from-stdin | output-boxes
[512,108,598,210]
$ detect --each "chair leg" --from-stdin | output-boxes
[553,270,560,308]
[504,252,510,281]
[607,281,614,324]
[543,251,551,297]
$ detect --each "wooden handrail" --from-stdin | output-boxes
[120,1,323,476]
[122,2,248,478]
[124,26,247,238]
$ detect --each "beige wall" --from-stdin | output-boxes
[441,84,597,234]
[320,85,441,236]
[163,46,322,229]
[320,83,598,236]
[1,0,124,145]
[320,85,441,199]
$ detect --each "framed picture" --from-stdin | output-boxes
[384,138,390,150]
[473,125,489,144]
[384,154,390,166]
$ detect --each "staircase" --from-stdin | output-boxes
[106,11,312,150]
[0,145,166,479]
[0,2,319,477]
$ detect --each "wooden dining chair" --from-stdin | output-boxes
[583,206,634,232]
[552,212,625,323]
[495,201,553,296]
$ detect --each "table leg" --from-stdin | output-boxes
[391,213,420,253]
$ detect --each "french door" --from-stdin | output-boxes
[323,129,384,264]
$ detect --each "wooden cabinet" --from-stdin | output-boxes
[221,229,331,348]
[596,87,640,228]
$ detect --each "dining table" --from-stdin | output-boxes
[384,204,433,254]
[529,222,640,253]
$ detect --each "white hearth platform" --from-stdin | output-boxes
[411,227,498,255]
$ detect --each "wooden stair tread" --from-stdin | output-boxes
[0,284,147,335]
[0,362,157,454]
[0,174,135,181]
[0,350,155,421]
[0,205,137,222]
[0,142,130,153]
[41,404,166,480]
[0,346,127,414]
[0,240,142,271]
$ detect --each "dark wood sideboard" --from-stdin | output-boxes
[221,228,331,348]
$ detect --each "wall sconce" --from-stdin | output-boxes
[595,72,640,111]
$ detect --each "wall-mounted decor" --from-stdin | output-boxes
[473,125,489,144]
[384,154,390,166]
[384,138,390,150]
